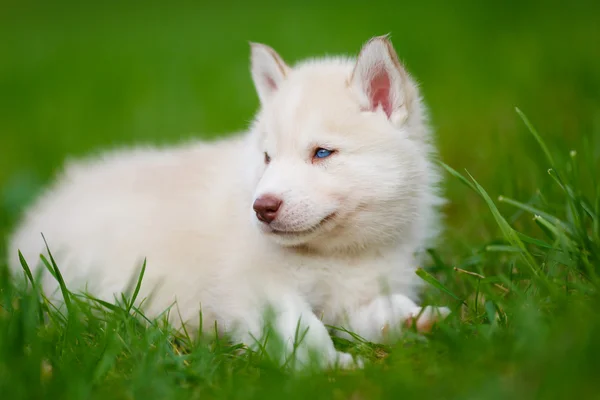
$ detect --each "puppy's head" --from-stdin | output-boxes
[247,36,439,253]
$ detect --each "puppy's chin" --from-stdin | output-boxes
[266,230,319,248]
[254,212,339,247]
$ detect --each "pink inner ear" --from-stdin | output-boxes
[368,67,393,118]
[264,74,278,91]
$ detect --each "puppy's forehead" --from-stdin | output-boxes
[264,67,360,143]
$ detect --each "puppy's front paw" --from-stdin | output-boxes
[289,348,363,371]
[342,295,451,343]
[332,351,364,370]
[403,305,451,333]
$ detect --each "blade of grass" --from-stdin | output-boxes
[485,245,523,253]
[516,107,556,168]
[465,171,540,276]
[17,251,44,324]
[126,258,147,315]
[438,161,478,193]
[498,195,570,232]
[41,233,72,313]
[18,251,36,289]
[416,267,464,305]
[516,232,553,249]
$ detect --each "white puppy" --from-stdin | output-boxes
[8,35,450,369]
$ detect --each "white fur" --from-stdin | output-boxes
[7,36,449,370]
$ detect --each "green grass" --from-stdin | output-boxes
[1,1,600,399]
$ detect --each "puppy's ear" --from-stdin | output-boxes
[250,42,290,104]
[351,35,416,126]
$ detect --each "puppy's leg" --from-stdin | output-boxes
[241,293,361,370]
[338,294,450,343]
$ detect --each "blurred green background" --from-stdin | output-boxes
[1,0,599,254]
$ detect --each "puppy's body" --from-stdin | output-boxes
[8,36,448,368]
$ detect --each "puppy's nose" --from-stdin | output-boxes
[253,195,282,224]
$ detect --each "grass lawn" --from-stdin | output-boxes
[1,1,600,399]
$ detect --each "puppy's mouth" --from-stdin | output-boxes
[268,212,337,236]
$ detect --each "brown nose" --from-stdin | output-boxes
[253,195,282,224]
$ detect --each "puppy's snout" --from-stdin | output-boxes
[253,195,282,224]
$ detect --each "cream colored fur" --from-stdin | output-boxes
[8,35,449,369]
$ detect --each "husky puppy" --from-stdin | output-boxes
[8,35,450,369]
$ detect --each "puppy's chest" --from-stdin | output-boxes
[290,254,394,318]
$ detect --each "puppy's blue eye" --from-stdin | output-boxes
[314,148,333,159]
